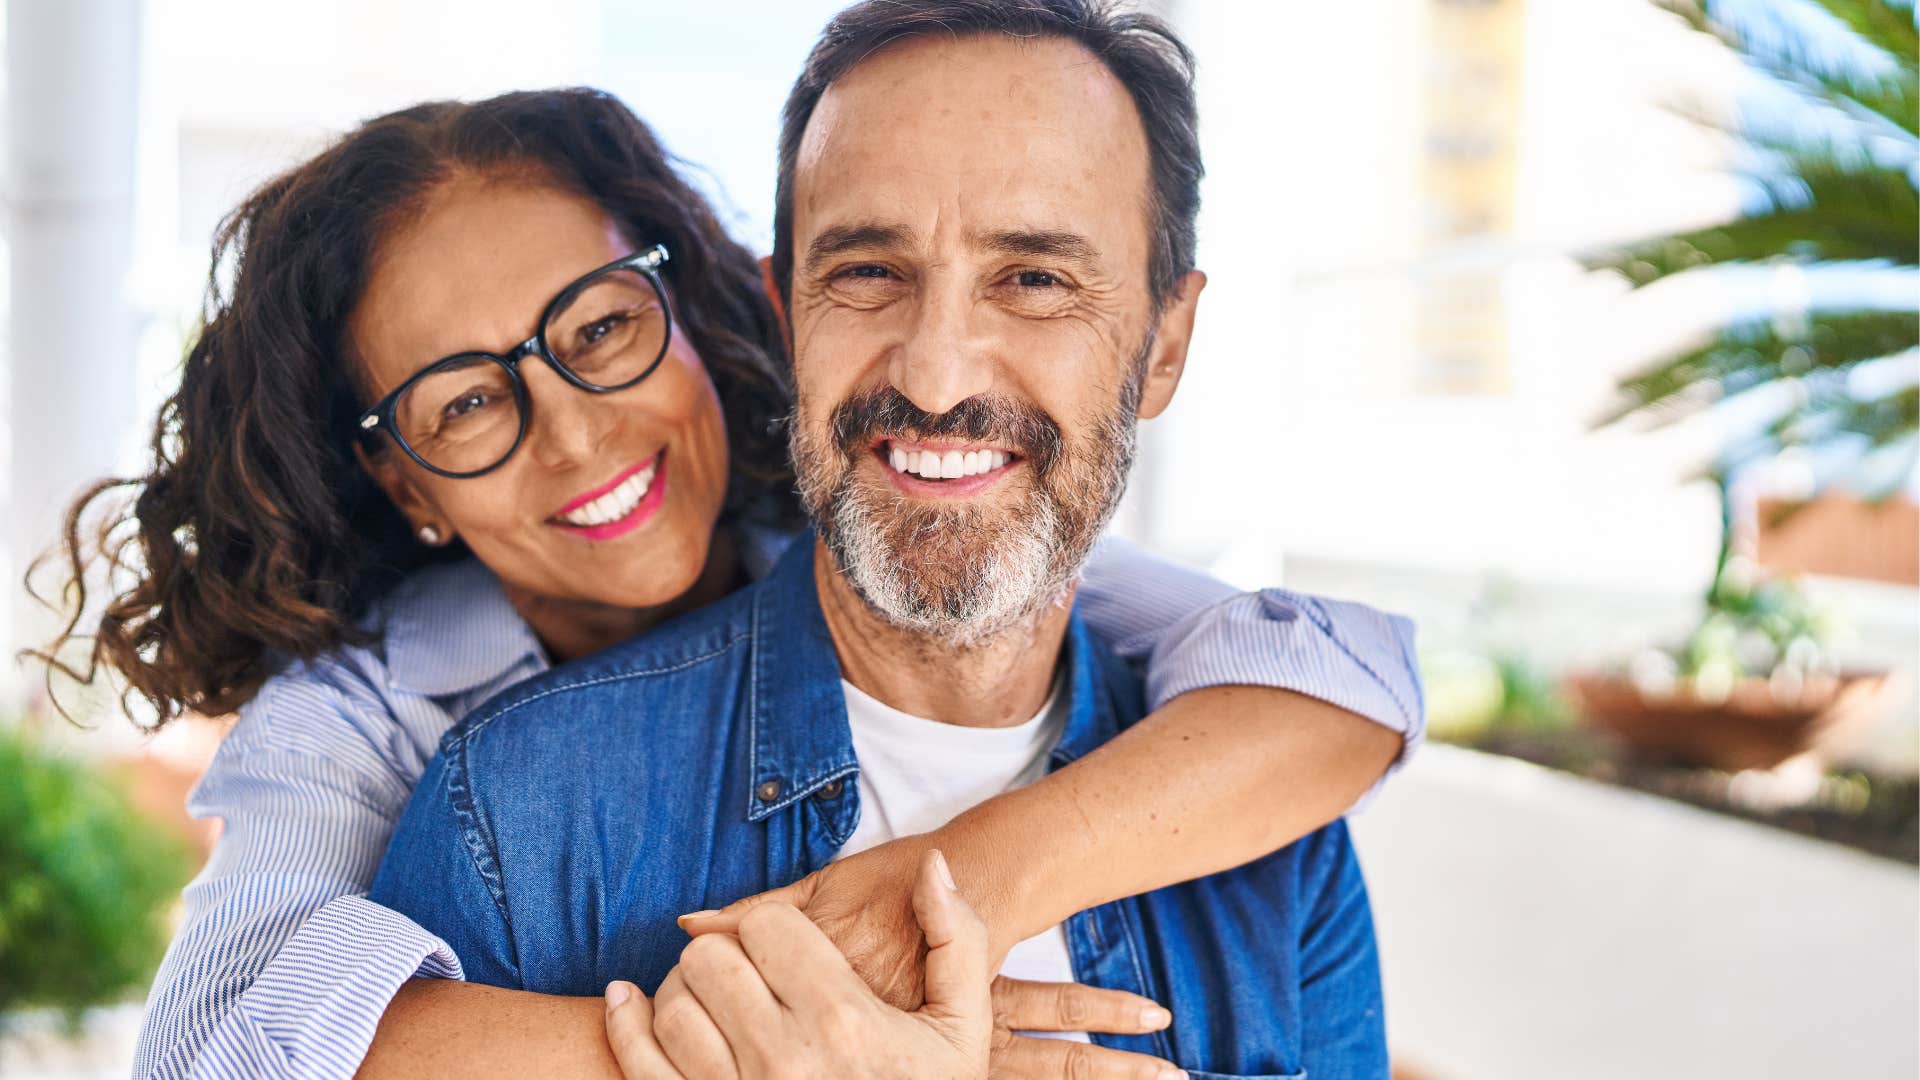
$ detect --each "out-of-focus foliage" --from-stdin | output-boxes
[1421,583,1575,743]
[1423,647,1574,742]
[1682,554,1847,683]
[0,726,189,1027]
[1592,0,1919,482]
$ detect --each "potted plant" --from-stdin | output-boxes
[1567,554,1903,769]
[1578,0,1916,771]
[0,723,189,1064]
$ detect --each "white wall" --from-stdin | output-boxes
[1353,746,1920,1080]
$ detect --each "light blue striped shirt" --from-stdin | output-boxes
[134,534,1422,1079]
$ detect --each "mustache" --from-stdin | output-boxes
[829,386,1064,478]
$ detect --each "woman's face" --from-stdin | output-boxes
[350,174,732,613]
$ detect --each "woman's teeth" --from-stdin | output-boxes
[887,446,1011,480]
[558,463,656,527]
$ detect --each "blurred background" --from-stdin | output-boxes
[0,1,1914,1077]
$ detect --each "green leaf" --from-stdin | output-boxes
[1602,308,1919,425]
[0,726,191,1024]
[1805,0,1919,78]
[1772,382,1920,446]
[1589,154,1918,285]
[1658,0,1918,136]
[1588,3,1917,489]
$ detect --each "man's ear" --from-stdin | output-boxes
[1136,269,1206,421]
[353,441,446,543]
[758,255,794,357]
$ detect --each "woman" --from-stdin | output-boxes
[36,88,1417,1079]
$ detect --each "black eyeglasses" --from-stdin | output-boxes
[355,245,672,479]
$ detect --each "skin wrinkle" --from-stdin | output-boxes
[786,32,1202,728]
[805,225,1105,282]
[799,224,1139,379]
[350,176,736,662]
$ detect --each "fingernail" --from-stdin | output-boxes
[1158,1069,1186,1080]
[1139,1003,1172,1029]
[932,849,957,891]
[676,909,720,925]
[606,981,632,1009]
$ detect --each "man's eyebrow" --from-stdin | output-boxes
[803,224,915,274]
[976,228,1102,268]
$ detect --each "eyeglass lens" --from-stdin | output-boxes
[392,267,668,475]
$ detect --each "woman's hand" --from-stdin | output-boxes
[676,840,1181,1078]
[609,849,989,1079]
[985,978,1181,1079]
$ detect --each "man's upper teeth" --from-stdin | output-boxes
[561,464,655,526]
[888,446,1009,479]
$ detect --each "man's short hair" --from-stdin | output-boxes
[770,0,1204,314]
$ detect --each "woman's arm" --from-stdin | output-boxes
[969,538,1420,950]
[942,685,1402,959]
[143,653,1170,1079]
[685,537,1421,998]
[131,667,613,1080]
[133,675,454,1080]
[1075,533,1421,797]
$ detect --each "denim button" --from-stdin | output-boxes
[815,778,845,801]
[756,778,783,803]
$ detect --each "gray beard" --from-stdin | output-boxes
[795,380,1142,651]
[822,476,1074,649]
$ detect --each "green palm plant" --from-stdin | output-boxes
[1589,0,1917,676]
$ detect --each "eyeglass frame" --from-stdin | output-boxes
[353,244,673,480]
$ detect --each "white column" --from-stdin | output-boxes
[4,0,144,696]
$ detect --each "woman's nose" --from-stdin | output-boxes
[521,356,615,469]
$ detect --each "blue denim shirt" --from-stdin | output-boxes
[370,538,1388,1080]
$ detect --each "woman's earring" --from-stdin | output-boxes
[417,525,443,545]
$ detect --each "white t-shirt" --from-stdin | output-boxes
[835,675,1090,1043]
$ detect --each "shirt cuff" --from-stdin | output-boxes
[192,895,463,1080]
[1142,588,1426,814]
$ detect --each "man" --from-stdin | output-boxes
[371,2,1389,1076]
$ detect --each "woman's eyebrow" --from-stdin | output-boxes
[426,352,495,373]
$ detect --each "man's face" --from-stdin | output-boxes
[786,33,1194,644]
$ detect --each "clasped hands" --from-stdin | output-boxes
[603,838,1183,1079]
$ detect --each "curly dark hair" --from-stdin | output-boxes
[28,88,798,729]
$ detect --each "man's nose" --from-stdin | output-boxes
[522,355,614,469]
[888,281,994,416]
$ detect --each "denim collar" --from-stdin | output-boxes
[745,537,857,822]
[742,534,1118,822]
[1051,610,1119,768]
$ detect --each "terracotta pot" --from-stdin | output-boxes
[1565,670,1901,772]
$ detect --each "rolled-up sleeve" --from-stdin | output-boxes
[134,679,461,1080]
[1077,536,1424,810]
[174,896,462,1080]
